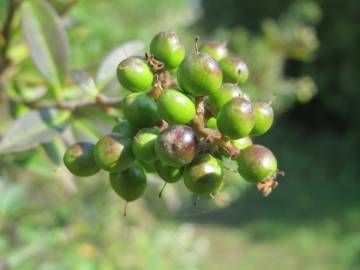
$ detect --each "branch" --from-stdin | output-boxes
[190,96,240,157]
[25,94,122,112]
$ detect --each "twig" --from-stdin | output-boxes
[24,94,122,112]
[58,0,78,16]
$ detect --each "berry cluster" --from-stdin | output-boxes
[63,31,284,214]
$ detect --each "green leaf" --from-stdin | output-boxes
[71,70,99,99]
[96,41,144,89]
[0,109,70,154]
[21,0,69,99]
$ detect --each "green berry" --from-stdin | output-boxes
[157,89,195,124]
[200,40,228,62]
[177,52,222,96]
[237,144,277,183]
[112,119,136,137]
[206,117,217,129]
[208,83,250,113]
[94,134,134,172]
[183,154,223,195]
[123,93,160,128]
[155,125,197,167]
[132,127,159,163]
[219,136,253,158]
[140,161,156,173]
[63,142,100,177]
[109,162,147,202]
[155,160,183,183]
[117,57,153,92]
[150,30,185,70]
[219,56,249,84]
[217,97,255,139]
[250,102,274,136]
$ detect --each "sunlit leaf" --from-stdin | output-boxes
[21,0,69,99]
[0,109,70,154]
[96,41,145,88]
[71,70,99,99]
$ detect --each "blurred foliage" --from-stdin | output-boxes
[0,0,359,269]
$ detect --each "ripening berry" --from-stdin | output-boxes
[183,154,223,195]
[177,52,222,96]
[109,162,147,202]
[250,102,274,136]
[150,30,186,70]
[123,93,160,128]
[219,56,249,84]
[94,134,134,172]
[217,97,255,139]
[117,57,153,92]
[237,144,277,183]
[155,125,197,167]
[112,119,136,137]
[132,127,159,163]
[157,89,195,124]
[200,40,228,61]
[63,142,100,177]
[155,160,183,183]
[208,83,250,113]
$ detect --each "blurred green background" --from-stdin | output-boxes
[0,0,360,269]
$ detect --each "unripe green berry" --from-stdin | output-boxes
[112,119,136,137]
[208,83,250,113]
[157,89,195,124]
[155,160,183,183]
[184,154,223,195]
[217,97,255,139]
[155,125,197,167]
[109,162,147,202]
[219,56,249,84]
[117,57,153,92]
[63,142,100,177]
[206,117,217,129]
[150,30,185,70]
[237,144,277,183]
[132,127,159,163]
[250,102,274,136]
[123,93,160,128]
[219,136,253,158]
[177,52,222,96]
[140,161,156,173]
[94,134,134,172]
[200,40,228,62]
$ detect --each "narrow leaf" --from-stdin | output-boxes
[96,41,145,88]
[0,109,70,154]
[71,70,98,99]
[21,0,69,98]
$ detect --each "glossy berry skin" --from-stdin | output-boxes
[208,83,249,113]
[132,127,159,163]
[155,160,183,183]
[155,125,197,167]
[123,93,160,128]
[109,162,147,202]
[112,119,136,137]
[177,52,222,96]
[217,97,255,139]
[94,134,134,172]
[183,155,223,195]
[63,142,100,177]
[157,89,195,124]
[237,144,277,183]
[200,40,228,62]
[140,161,156,173]
[150,30,185,70]
[250,102,274,136]
[206,117,217,129]
[117,57,153,92]
[219,56,249,84]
